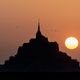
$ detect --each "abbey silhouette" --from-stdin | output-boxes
[0,22,80,72]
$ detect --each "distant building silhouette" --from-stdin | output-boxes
[0,22,80,72]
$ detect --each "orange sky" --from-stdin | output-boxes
[0,0,80,64]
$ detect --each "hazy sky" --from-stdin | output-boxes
[0,0,80,64]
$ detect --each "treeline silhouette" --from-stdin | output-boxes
[0,23,80,72]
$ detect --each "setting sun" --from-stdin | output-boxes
[65,37,79,49]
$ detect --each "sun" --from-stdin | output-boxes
[65,37,79,49]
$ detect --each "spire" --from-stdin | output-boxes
[36,20,48,41]
[37,20,41,33]
[36,20,42,38]
[38,20,40,32]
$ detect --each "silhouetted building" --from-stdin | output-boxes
[0,22,80,72]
